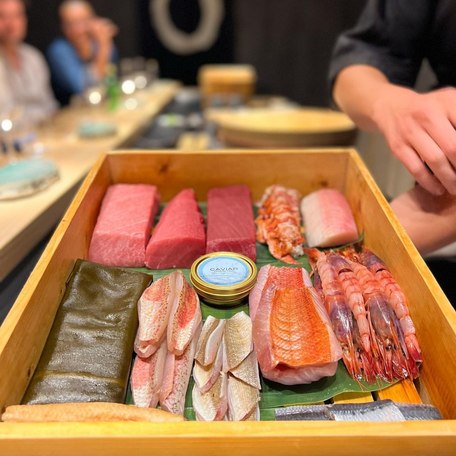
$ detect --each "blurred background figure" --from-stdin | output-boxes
[0,0,57,124]
[47,0,118,105]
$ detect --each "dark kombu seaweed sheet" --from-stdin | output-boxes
[22,259,152,405]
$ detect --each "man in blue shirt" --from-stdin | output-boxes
[47,0,117,105]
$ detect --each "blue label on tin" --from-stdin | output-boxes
[197,256,250,286]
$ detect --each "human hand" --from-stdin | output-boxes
[89,17,118,45]
[391,185,456,255]
[372,85,456,196]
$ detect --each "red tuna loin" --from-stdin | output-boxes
[145,188,206,269]
[301,188,358,248]
[88,184,160,267]
[206,185,256,261]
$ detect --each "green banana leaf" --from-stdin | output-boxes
[129,202,397,420]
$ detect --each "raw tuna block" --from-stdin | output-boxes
[206,185,256,261]
[88,184,160,267]
[145,188,206,269]
[301,188,359,248]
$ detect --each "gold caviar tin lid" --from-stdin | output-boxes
[190,252,258,306]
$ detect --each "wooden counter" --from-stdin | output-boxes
[0,80,180,281]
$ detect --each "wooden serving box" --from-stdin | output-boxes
[198,64,256,106]
[1,149,455,455]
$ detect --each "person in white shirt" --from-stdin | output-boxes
[0,0,57,124]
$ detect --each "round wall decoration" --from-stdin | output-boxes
[149,0,225,55]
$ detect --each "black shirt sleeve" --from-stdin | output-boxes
[329,0,433,92]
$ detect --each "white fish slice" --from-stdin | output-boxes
[159,350,175,405]
[244,404,260,421]
[193,341,224,394]
[134,332,161,358]
[229,351,261,390]
[167,273,202,356]
[227,373,260,421]
[131,337,168,408]
[195,316,226,366]
[223,312,253,372]
[160,326,200,416]
[135,272,181,355]
[192,372,228,421]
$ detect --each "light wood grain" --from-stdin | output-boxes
[207,108,357,148]
[332,392,374,404]
[345,151,456,416]
[198,64,256,104]
[0,154,111,410]
[0,81,180,280]
[176,132,210,151]
[0,149,455,453]
[376,380,422,404]
[0,421,455,456]
[105,149,349,201]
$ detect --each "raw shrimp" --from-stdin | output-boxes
[326,252,371,354]
[347,258,418,381]
[361,250,422,364]
[256,185,304,263]
[309,250,360,380]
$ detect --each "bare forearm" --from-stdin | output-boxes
[333,65,391,132]
[333,64,456,196]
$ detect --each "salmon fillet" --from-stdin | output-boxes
[251,265,342,385]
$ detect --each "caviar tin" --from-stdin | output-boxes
[190,252,258,306]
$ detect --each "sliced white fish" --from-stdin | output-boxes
[192,372,228,421]
[135,272,181,356]
[244,404,260,421]
[223,312,253,372]
[131,337,168,408]
[160,327,200,416]
[167,273,202,356]
[193,341,224,394]
[195,316,226,366]
[227,374,260,421]
[229,351,261,390]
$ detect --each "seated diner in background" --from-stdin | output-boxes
[0,0,57,124]
[47,0,118,106]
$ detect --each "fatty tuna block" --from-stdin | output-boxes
[88,184,160,267]
[301,188,358,248]
[145,189,206,269]
[206,185,256,261]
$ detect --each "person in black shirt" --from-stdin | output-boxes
[330,0,456,255]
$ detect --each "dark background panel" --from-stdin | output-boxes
[26,0,366,106]
[233,0,366,105]
[138,0,234,85]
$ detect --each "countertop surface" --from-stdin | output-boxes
[0,80,180,281]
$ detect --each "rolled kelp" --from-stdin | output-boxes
[22,259,152,405]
